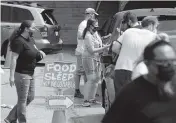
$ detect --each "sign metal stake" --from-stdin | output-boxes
[51,89,66,123]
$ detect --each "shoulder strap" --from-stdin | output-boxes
[108,21,123,54]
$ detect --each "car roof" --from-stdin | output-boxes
[0,2,54,13]
[114,8,176,18]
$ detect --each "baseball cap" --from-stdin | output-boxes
[85,8,99,15]
[141,16,159,27]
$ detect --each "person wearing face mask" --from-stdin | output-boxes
[81,19,110,107]
[102,40,176,123]
[4,20,46,123]
[132,32,170,80]
[112,16,159,97]
[74,8,98,98]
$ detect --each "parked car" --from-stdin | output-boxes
[1,1,63,54]
[101,7,176,112]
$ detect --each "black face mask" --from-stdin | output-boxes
[29,31,33,37]
[157,64,175,81]
[92,27,98,32]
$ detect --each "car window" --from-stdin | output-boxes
[158,15,176,32]
[12,7,34,23]
[137,15,176,32]
[1,5,12,22]
[41,10,58,25]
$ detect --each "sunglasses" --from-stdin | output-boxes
[150,59,176,67]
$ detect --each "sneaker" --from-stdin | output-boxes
[74,91,84,98]
[89,99,102,105]
[82,100,91,107]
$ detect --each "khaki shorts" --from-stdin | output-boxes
[75,53,85,75]
[82,57,101,74]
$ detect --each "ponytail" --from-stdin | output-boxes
[82,27,89,39]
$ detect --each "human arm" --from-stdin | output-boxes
[36,50,46,62]
[9,40,23,87]
[33,44,46,62]
[85,34,110,54]
[77,22,86,40]
[9,52,19,87]
[101,33,112,40]
[111,30,126,54]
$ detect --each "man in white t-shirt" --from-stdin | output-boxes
[74,8,99,98]
[112,16,159,97]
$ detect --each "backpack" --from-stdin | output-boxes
[1,39,10,59]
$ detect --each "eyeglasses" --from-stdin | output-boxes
[150,59,176,67]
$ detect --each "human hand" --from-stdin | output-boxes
[39,50,46,58]
[116,28,121,32]
[105,44,111,48]
[9,76,15,87]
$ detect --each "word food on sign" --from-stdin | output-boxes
[43,62,76,88]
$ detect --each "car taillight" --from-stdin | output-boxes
[39,25,48,38]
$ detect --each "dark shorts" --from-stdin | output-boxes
[113,69,132,97]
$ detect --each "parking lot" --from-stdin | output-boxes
[1,48,104,123]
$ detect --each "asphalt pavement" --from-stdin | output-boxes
[1,48,105,123]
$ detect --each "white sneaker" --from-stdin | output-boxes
[89,99,102,105]
[82,100,91,107]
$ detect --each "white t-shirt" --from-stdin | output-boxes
[131,61,148,80]
[76,20,87,54]
[115,28,157,72]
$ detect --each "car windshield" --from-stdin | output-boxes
[41,9,58,25]
[138,15,176,32]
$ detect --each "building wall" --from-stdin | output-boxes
[37,1,118,45]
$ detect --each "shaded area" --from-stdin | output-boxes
[123,1,176,11]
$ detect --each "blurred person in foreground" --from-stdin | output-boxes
[4,20,46,123]
[112,15,159,97]
[82,19,110,107]
[102,39,176,123]
[132,32,170,80]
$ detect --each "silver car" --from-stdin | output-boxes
[1,1,63,53]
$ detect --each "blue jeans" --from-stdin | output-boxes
[6,72,35,123]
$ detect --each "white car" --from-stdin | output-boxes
[1,1,63,54]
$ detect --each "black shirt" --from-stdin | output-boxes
[11,36,42,75]
[102,76,176,123]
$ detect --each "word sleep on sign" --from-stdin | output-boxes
[43,62,76,88]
